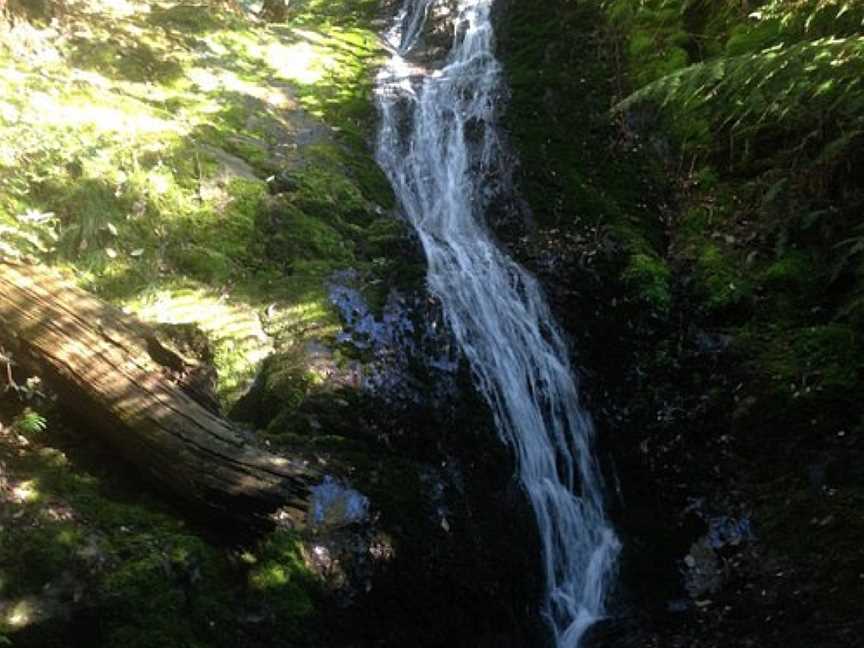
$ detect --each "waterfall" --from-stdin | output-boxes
[374,1,620,645]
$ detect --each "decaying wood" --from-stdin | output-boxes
[0,259,317,524]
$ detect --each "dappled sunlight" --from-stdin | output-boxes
[5,598,34,628]
[28,91,181,135]
[188,66,299,110]
[268,39,331,84]
[10,479,39,504]
[80,0,150,20]
[127,287,275,402]
[0,0,407,643]
[2,0,389,412]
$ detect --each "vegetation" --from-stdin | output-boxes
[604,0,864,426]
[500,0,863,643]
[0,403,319,647]
[0,0,401,406]
[2,0,862,645]
[0,0,411,644]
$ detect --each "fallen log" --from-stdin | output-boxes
[0,259,316,524]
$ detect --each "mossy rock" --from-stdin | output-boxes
[230,347,314,429]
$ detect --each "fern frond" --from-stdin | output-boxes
[614,35,864,147]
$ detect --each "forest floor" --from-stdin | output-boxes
[0,0,408,645]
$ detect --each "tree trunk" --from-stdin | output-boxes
[0,259,317,525]
[260,0,287,22]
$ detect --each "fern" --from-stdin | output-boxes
[12,408,48,436]
[614,35,864,159]
[753,0,864,39]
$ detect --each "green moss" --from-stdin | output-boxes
[0,521,77,597]
[263,200,354,264]
[623,252,672,311]
[230,347,314,430]
[759,250,818,292]
[0,0,398,643]
[69,38,185,85]
[147,4,224,33]
[0,406,321,646]
[696,243,752,312]
[757,324,861,395]
[501,0,667,238]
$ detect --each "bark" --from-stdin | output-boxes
[259,0,287,22]
[0,259,317,525]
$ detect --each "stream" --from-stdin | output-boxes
[374,1,621,645]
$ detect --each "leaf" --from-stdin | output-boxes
[130,248,144,257]
[105,247,117,259]
[107,223,118,236]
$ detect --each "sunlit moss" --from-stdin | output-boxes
[247,531,315,618]
[0,1,397,644]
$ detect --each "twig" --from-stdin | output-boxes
[0,347,18,392]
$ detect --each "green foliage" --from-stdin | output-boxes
[608,0,692,85]
[11,408,48,437]
[622,251,673,311]
[616,35,864,160]
[0,0,402,410]
[696,243,752,312]
[751,0,864,40]
[744,323,863,410]
[760,249,818,292]
[0,0,399,644]
[0,413,320,646]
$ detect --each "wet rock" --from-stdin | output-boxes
[308,475,370,530]
[683,536,723,598]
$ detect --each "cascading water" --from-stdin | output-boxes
[375,1,620,646]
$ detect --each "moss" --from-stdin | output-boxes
[262,200,354,264]
[230,347,314,429]
[0,401,324,646]
[695,243,752,313]
[1,0,402,643]
[759,250,819,293]
[147,4,223,33]
[501,0,668,241]
[623,252,673,311]
[755,324,861,396]
[249,532,314,604]
[69,38,185,85]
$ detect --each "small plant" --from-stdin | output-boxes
[12,407,48,436]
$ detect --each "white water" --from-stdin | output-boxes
[374,1,620,646]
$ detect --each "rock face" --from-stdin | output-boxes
[230,260,546,645]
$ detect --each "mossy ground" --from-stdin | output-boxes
[0,0,417,644]
[0,0,404,406]
[0,401,319,647]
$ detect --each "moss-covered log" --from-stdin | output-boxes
[0,259,316,524]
